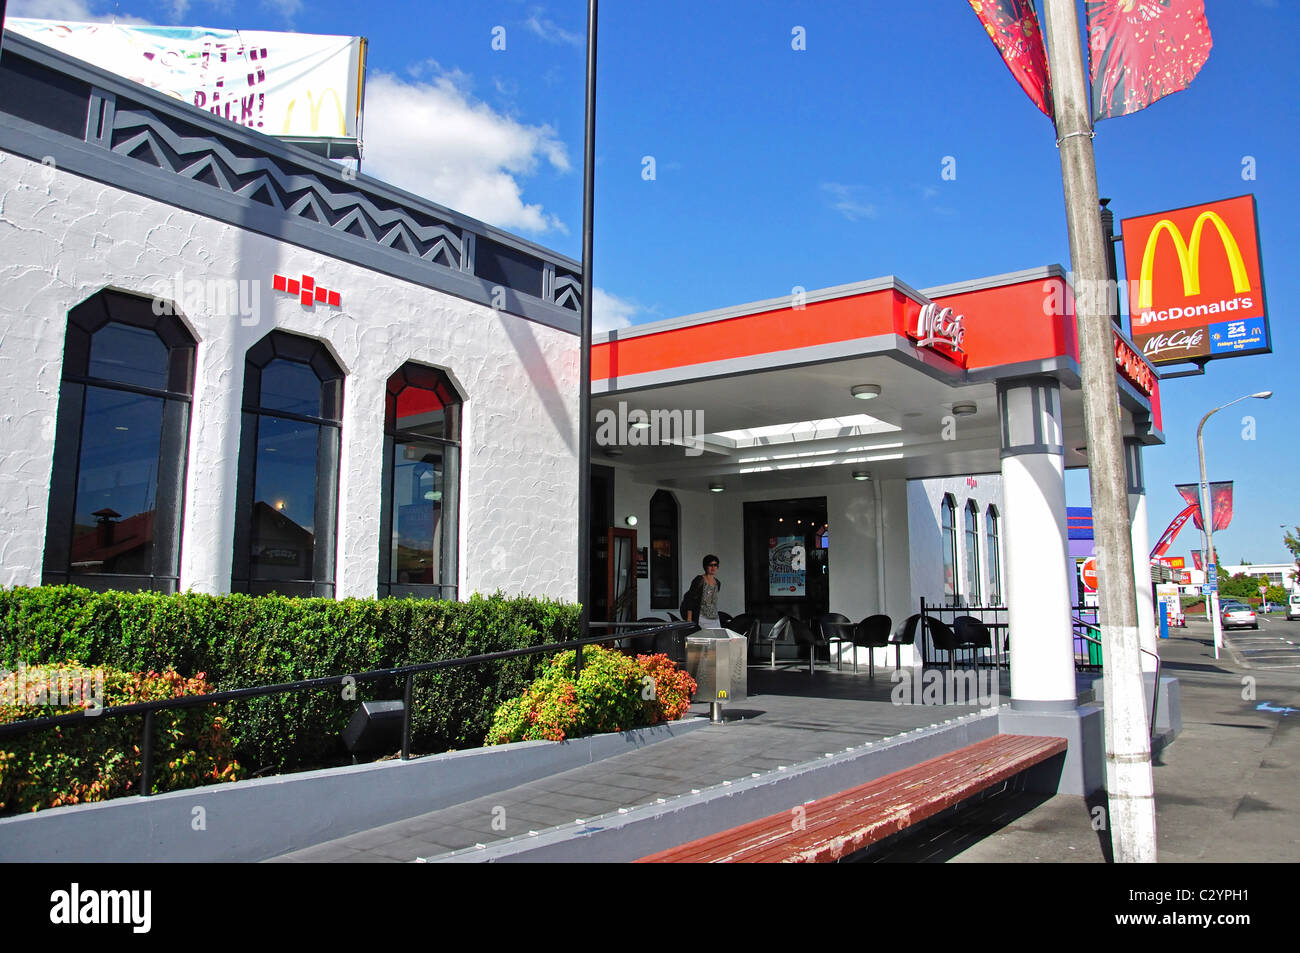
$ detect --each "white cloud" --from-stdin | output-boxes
[261,0,302,22]
[592,288,640,332]
[361,70,571,235]
[821,182,878,222]
[8,0,151,22]
[522,10,584,47]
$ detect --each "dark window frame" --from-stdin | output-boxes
[986,505,1002,606]
[377,362,462,600]
[42,289,196,594]
[941,493,959,605]
[231,331,343,598]
[965,499,982,606]
[649,489,680,610]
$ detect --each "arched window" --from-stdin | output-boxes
[378,363,461,599]
[986,505,1002,605]
[649,490,679,610]
[941,494,959,605]
[43,290,196,592]
[965,500,981,605]
[232,331,343,597]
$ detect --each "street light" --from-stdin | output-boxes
[1197,390,1271,658]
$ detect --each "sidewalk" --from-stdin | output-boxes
[269,622,1298,863]
[887,621,1299,863]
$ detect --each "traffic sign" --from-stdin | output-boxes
[1079,556,1098,592]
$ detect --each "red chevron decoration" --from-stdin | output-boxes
[273,273,341,308]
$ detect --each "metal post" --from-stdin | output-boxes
[139,710,155,797]
[1041,0,1153,863]
[576,0,598,643]
[401,673,414,760]
[1197,392,1272,660]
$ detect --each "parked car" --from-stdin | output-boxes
[1221,603,1258,630]
[1288,592,1300,622]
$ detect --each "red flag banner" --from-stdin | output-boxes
[1175,482,1233,533]
[1150,501,1197,559]
[1088,0,1212,121]
[1191,549,1202,570]
[969,0,1053,117]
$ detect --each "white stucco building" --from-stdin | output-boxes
[0,33,581,602]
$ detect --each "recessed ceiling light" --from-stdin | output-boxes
[952,403,977,417]
[630,418,652,430]
[625,515,638,526]
[851,384,882,400]
[852,471,871,481]
[114,426,129,431]
[709,482,725,493]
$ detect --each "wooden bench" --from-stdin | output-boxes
[636,733,1067,863]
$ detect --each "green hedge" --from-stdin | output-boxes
[0,586,580,776]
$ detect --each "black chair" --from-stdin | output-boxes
[924,616,961,673]
[727,612,759,640]
[847,614,893,677]
[626,617,666,654]
[892,614,923,671]
[718,611,734,630]
[817,612,855,670]
[770,615,827,675]
[953,615,994,669]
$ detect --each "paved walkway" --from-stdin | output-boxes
[269,621,1298,864]
[268,665,999,862]
[873,620,1300,863]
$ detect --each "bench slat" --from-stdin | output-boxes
[637,734,1066,863]
[644,738,1049,864]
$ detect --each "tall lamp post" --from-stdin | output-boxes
[1198,391,1272,659]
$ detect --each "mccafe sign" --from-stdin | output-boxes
[911,303,966,357]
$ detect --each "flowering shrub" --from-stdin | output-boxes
[637,653,697,723]
[487,647,696,745]
[0,664,241,813]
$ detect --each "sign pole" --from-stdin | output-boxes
[1040,0,1156,864]
[576,0,598,637]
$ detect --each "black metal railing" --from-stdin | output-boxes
[1072,618,1163,740]
[1071,605,1103,670]
[918,600,1009,669]
[918,600,1114,673]
[0,621,694,797]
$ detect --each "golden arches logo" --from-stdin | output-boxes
[1136,211,1251,310]
[283,88,346,136]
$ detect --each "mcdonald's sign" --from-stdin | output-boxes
[1121,195,1269,366]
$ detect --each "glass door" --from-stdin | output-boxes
[608,528,637,623]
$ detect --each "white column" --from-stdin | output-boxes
[1126,438,1158,671]
[999,378,1077,707]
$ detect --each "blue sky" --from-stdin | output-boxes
[10,0,1297,565]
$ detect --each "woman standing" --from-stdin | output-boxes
[683,554,722,628]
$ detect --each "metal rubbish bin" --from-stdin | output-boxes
[686,631,748,723]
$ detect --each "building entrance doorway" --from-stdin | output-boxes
[742,497,829,624]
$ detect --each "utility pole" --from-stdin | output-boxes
[577,1,598,637]
[1040,0,1156,863]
